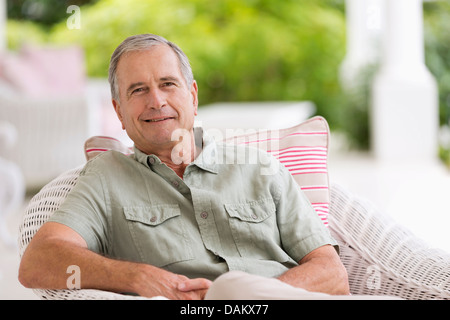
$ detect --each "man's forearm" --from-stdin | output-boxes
[277,245,350,295]
[19,237,139,294]
[19,222,210,299]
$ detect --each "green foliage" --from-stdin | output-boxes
[7,0,98,26]
[44,0,346,123]
[424,1,450,126]
[334,65,378,150]
[6,0,450,156]
[6,19,48,49]
[440,146,450,170]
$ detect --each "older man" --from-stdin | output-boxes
[19,34,349,300]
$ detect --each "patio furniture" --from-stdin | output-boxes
[0,46,91,189]
[0,121,25,248]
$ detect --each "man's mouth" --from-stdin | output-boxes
[143,117,175,123]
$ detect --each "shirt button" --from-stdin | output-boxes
[148,157,156,165]
[172,180,179,188]
[200,211,208,219]
[150,216,157,223]
[252,214,258,220]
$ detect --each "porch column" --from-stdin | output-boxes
[339,0,384,89]
[0,0,5,51]
[371,0,438,164]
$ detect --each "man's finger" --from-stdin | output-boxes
[178,278,212,292]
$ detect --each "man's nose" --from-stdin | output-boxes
[148,88,166,109]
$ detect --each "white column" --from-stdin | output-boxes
[371,0,439,164]
[339,0,384,89]
[0,0,6,52]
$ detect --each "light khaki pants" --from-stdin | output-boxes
[204,271,401,300]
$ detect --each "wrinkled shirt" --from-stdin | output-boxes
[49,128,337,280]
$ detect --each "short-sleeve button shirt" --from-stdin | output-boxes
[49,128,337,280]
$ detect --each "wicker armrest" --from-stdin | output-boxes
[19,166,84,259]
[31,288,162,300]
[329,183,450,300]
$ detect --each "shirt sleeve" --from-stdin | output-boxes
[273,162,338,262]
[48,164,110,254]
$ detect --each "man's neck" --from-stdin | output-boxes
[138,129,202,179]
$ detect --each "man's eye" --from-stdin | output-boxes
[162,82,175,87]
[132,87,145,94]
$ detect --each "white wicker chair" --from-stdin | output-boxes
[18,166,450,300]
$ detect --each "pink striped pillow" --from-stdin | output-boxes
[84,116,330,226]
[84,136,133,160]
[223,116,330,226]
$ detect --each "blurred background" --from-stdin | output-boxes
[0,0,449,299]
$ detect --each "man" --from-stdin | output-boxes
[19,34,349,300]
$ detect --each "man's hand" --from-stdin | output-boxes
[178,277,213,299]
[130,264,212,299]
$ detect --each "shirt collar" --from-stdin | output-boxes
[192,128,218,174]
[132,127,218,174]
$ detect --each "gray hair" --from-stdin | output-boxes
[108,34,194,102]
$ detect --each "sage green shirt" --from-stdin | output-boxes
[49,129,337,280]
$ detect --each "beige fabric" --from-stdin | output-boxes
[205,271,401,300]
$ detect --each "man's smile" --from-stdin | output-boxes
[142,116,176,123]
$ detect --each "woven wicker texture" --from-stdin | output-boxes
[19,168,450,300]
[329,183,450,300]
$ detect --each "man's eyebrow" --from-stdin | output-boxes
[126,82,146,96]
[160,76,181,83]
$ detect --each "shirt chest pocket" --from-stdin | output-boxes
[224,198,291,262]
[123,205,194,267]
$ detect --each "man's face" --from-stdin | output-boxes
[113,45,198,154]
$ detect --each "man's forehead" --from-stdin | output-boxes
[119,45,176,66]
[116,45,181,80]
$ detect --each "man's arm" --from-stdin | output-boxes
[277,244,350,295]
[18,222,211,299]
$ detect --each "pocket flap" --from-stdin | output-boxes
[124,204,180,226]
[225,198,275,223]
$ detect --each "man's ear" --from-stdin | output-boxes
[112,99,125,130]
[191,80,199,116]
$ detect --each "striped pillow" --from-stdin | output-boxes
[223,116,330,226]
[84,136,133,160]
[84,116,330,226]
